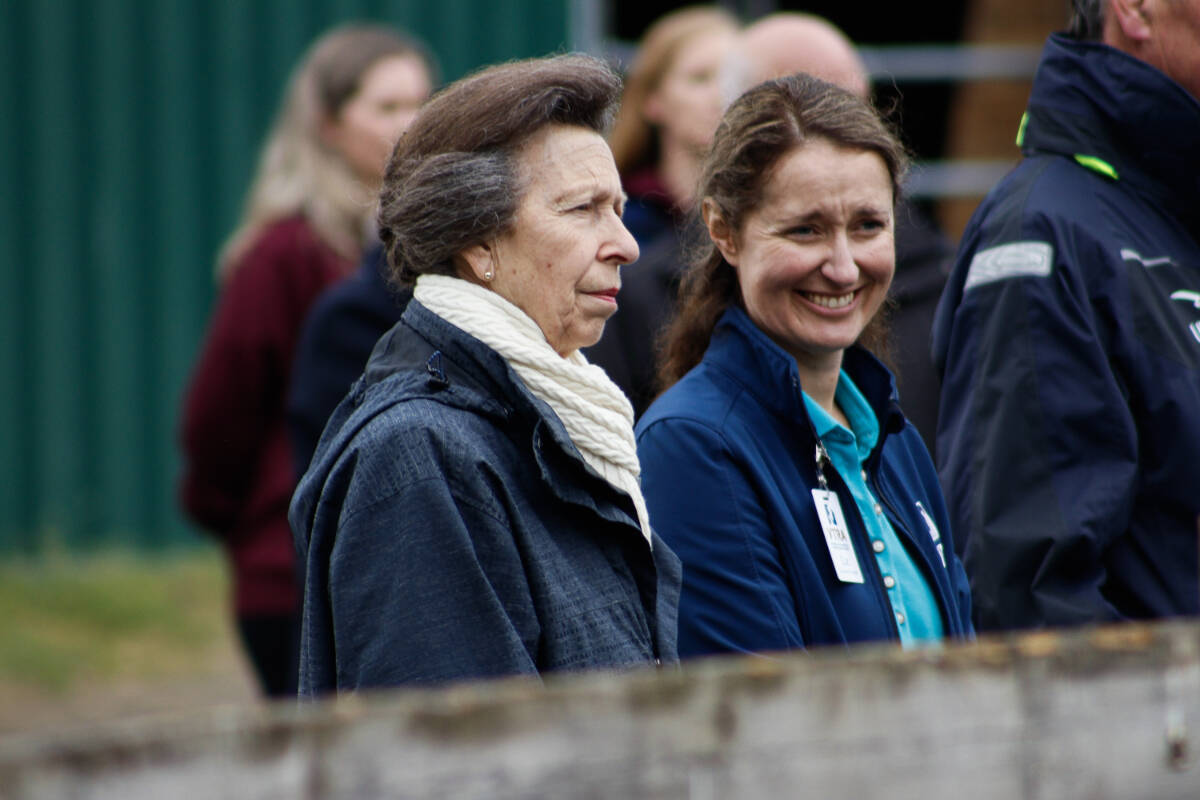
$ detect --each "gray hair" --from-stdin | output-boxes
[1068,0,1106,40]
[378,54,622,286]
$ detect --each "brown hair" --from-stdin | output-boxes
[378,54,622,286]
[607,6,738,176]
[658,72,910,391]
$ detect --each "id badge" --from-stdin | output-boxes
[812,489,864,583]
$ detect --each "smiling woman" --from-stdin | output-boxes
[636,73,974,659]
[704,137,896,423]
[289,54,680,694]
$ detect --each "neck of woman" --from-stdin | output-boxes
[655,137,704,211]
[796,352,850,430]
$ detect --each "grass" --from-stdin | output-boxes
[0,548,233,693]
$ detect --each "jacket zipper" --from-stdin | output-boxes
[797,375,900,640]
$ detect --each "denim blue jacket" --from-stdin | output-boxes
[289,300,681,694]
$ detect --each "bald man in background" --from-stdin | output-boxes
[731,13,871,98]
[726,13,955,451]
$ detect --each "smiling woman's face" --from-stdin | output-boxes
[708,137,894,380]
[483,125,640,356]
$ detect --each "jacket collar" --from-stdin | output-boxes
[361,300,517,419]
[1022,34,1200,227]
[705,307,906,446]
[360,300,644,532]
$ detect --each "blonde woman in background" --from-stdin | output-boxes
[607,5,738,246]
[587,6,738,415]
[180,24,435,697]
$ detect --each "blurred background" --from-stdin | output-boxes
[0,0,1063,729]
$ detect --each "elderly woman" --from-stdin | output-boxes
[289,55,681,693]
[636,74,972,658]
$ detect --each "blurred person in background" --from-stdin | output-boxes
[729,12,870,98]
[636,74,972,659]
[606,5,738,247]
[286,243,411,478]
[287,46,442,482]
[179,24,434,697]
[289,55,680,693]
[933,0,1200,630]
[585,5,738,416]
[725,12,955,451]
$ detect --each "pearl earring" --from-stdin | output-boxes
[483,269,494,281]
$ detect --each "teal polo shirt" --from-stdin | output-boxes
[803,372,944,647]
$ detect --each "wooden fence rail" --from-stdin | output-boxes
[3,621,1200,799]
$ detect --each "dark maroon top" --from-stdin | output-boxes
[180,215,353,615]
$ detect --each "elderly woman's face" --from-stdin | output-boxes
[486,125,640,356]
[710,138,894,374]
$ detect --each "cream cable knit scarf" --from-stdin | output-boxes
[414,274,653,547]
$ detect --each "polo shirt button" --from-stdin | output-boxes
[883,575,896,589]
[896,611,907,625]
[872,540,885,553]
[873,502,883,516]
[861,469,868,481]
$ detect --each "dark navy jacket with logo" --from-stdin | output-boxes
[289,301,681,694]
[932,33,1200,631]
[287,244,411,477]
[637,307,973,656]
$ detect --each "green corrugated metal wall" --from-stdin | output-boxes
[0,0,571,553]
